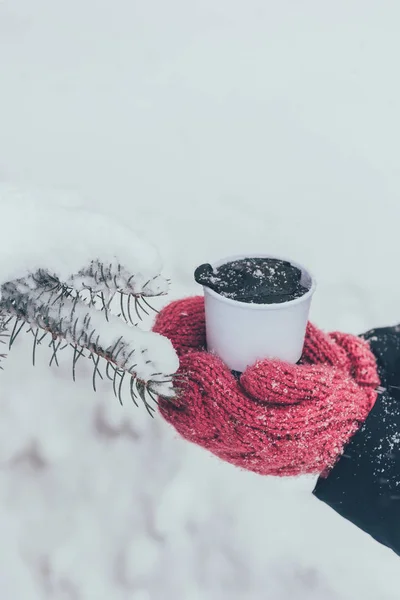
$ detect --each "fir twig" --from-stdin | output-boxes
[0,262,176,410]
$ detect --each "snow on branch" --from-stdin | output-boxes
[0,191,179,414]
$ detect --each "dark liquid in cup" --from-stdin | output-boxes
[194,257,309,304]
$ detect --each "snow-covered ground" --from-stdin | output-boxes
[2,1,400,598]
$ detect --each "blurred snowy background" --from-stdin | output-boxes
[1,1,400,598]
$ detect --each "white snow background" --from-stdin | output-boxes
[1,1,400,598]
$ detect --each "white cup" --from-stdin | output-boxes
[202,254,316,372]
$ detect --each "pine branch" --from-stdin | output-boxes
[0,262,179,413]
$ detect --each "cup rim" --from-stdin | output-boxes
[202,253,317,311]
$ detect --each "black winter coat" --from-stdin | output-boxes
[314,325,400,556]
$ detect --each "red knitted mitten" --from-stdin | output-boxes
[153,297,380,476]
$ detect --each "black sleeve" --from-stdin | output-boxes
[313,326,400,556]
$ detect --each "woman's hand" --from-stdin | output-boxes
[154,296,379,476]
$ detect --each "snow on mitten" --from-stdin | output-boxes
[153,296,380,476]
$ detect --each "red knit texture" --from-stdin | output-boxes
[153,296,380,476]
